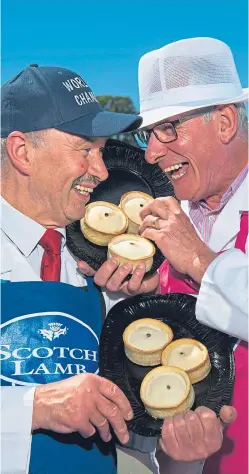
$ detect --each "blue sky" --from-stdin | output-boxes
[2,0,248,110]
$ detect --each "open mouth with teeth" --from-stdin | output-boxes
[164,162,189,181]
[74,184,94,195]
[72,176,95,196]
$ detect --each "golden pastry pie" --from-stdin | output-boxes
[140,366,195,419]
[108,234,155,273]
[123,318,173,366]
[120,191,154,234]
[161,338,211,384]
[80,201,128,246]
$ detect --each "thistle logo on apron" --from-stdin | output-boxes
[0,281,101,387]
[1,311,99,386]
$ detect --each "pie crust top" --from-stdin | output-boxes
[140,366,190,409]
[161,338,209,371]
[123,318,173,353]
[84,201,128,235]
[120,191,153,225]
[108,234,155,261]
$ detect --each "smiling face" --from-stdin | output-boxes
[145,105,244,205]
[2,129,108,227]
[31,130,108,226]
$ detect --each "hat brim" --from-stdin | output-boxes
[56,110,142,137]
[138,88,249,129]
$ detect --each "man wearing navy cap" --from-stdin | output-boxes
[1,64,144,474]
[1,64,236,474]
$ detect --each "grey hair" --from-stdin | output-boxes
[203,102,248,140]
[1,130,47,166]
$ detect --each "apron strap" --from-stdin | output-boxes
[234,211,248,253]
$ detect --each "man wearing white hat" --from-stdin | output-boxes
[133,37,248,474]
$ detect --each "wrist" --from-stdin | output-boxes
[32,385,47,431]
[188,250,217,284]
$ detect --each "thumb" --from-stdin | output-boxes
[140,272,160,294]
[219,405,237,430]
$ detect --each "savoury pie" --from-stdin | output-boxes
[80,201,128,246]
[140,366,195,419]
[108,234,155,273]
[161,338,211,384]
[120,191,154,234]
[123,318,173,366]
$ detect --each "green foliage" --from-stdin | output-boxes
[96,95,139,146]
[97,95,137,114]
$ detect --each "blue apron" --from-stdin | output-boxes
[0,279,116,474]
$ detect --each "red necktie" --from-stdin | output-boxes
[39,229,62,282]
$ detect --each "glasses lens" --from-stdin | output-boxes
[133,130,151,149]
[154,123,176,143]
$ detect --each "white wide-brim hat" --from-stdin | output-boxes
[138,37,248,129]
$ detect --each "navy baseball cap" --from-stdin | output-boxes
[1,65,142,138]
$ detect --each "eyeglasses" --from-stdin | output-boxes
[133,107,215,149]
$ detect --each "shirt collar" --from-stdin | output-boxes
[1,196,66,258]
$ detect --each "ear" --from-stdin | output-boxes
[216,104,238,144]
[5,131,35,175]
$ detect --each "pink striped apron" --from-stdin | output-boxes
[158,212,248,474]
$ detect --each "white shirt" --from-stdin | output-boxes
[0,196,122,312]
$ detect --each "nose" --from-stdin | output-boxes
[145,134,168,165]
[87,150,109,182]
